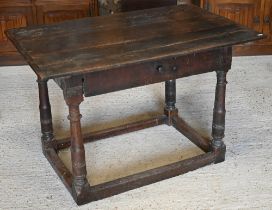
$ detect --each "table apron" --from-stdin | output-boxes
[83,47,232,97]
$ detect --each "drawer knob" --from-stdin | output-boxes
[172,66,177,71]
[156,64,164,73]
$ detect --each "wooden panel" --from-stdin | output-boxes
[34,0,92,5]
[213,0,272,53]
[0,0,99,66]
[201,0,272,56]
[0,5,33,53]
[206,0,262,32]
[261,0,272,43]
[35,6,90,25]
[90,0,99,16]
[35,0,91,24]
[233,43,272,55]
[0,0,32,7]
[6,5,263,80]
[42,9,89,24]
[0,51,25,66]
[0,16,27,43]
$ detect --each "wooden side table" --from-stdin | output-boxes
[6,5,264,205]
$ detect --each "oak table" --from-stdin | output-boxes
[6,5,264,205]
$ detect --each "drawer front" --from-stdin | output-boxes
[83,47,232,97]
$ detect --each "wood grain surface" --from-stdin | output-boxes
[6,5,264,80]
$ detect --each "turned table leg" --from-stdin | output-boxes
[164,80,178,125]
[65,94,89,197]
[212,70,228,163]
[38,80,54,142]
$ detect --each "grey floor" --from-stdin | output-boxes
[0,56,271,209]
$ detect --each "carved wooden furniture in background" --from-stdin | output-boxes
[35,0,92,25]
[201,0,272,55]
[0,0,33,65]
[7,4,263,205]
[0,0,98,66]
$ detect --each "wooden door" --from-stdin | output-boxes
[200,0,272,55]
[201,0,262,31]
[35,0,92,25]
[0,1,34,64]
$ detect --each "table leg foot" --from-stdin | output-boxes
[71,181,90,205]
[213,143,226,164]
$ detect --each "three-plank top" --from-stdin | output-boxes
[6,5,264,80]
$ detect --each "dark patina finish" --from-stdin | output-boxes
[6,4,264,205]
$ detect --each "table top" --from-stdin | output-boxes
[7,5,264,81]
